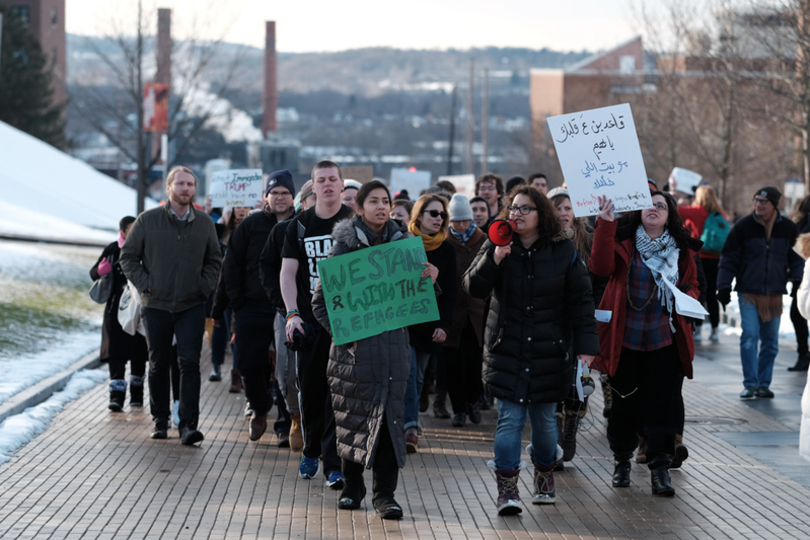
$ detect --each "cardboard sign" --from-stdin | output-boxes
[547,103,652,217]
[669,167,703,194]
[390,168,431,198]
[342,166,374,184]
[316,236,439,346]
[438,174,476,197]
[209,169,264,207]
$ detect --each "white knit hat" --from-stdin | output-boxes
[343,179,362,191]
[449,194,473,221]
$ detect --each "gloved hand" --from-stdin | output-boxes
[717,288,731,310]
[97,258,113,276]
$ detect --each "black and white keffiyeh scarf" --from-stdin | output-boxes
[634,225,680,329]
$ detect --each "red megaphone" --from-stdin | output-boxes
[488,219,517,246]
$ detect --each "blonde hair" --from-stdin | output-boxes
[694,185,723,214]
[166,166,197,187]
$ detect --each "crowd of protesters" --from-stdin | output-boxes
[93,161,810,518]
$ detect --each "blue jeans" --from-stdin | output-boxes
[493,398,557,471]
[739,293,780,389]
[403,347,432,432]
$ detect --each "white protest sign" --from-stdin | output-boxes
[669,167,703,194]
[390,168,431,197]
[547,103,652,217]
[438,174,476,197]
[209,169,264,207]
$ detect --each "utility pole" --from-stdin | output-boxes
[136,0,146,214]
[480,67,489,175]
[0,13,4,73]
[447,84,457,176]
[465,59,474,175]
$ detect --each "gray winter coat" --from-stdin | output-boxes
[312,216,412,469]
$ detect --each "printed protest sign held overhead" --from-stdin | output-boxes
[317,236,440,346]
[209,169,264,208]
[547,103,652,217]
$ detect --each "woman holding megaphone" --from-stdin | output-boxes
[589,192,699,498]
[463,185,599,515]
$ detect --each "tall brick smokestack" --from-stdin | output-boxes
[156,9,172,88]
[262,21,278,137]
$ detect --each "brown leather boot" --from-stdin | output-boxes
[289,414,304,451]
[229,369,242,393]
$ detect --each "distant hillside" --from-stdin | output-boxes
[67,34,590,96]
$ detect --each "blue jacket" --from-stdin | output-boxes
[717,212,803,295]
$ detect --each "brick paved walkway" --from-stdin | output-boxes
[1,341,809,539]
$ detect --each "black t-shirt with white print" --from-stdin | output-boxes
[281,204,353,325]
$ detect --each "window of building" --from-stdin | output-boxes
[51,8,58,26]
[10,6,31,27]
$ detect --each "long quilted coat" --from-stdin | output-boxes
[312,216,411,469]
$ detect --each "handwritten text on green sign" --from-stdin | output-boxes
[317,236,439,346]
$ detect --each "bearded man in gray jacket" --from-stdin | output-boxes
[120,166,222,444]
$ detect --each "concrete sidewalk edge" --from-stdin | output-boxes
[0,350,102,424]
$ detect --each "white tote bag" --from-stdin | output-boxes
[118,281,145,337]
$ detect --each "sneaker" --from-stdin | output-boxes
[326,470,345,490]
[709,327,719,343]
[375,499,404,520]
[755,386,775,398]
[299,456,319,479]
[209,364,222,382]
[172,400,180,427]
[405,432,418,454]
[740,386,757,399]
[245,404,254,417]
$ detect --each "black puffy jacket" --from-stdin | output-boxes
[462,234,600,405]
[717,212,803,295]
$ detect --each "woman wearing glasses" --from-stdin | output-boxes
[463,185,599,515]
[589,191,699,497]
[403,194,457,453]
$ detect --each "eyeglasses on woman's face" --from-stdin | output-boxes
[652,203,668,211]
[424,209,448,220]
[507,205,538,215]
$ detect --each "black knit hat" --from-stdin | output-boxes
[755,186,781,208]
[266,169,295,196]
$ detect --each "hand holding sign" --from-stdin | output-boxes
[421,262,439,284]
[597,195,615,222]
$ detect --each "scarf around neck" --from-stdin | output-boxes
[409,222,447,251]
[450,222,476,244]
[635,225,680,329]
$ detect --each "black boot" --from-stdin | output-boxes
[788,353,810,372]
[372,463,403,519]
[338,459,367,510]
[108,380,126,412]
[129,375,144,407]
[651,465,675,497]
[612,459,631,487]
[433,391,451,419]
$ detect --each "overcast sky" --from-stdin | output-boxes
[66,0,641,54]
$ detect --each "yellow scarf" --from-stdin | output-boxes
[409,222,447,252]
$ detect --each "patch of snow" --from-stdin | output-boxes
[0,368,107,465]
[0,200,115,245]
[0,331,100,404]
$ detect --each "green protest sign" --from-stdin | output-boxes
[316,236,440,346]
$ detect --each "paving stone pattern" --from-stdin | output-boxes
[1,346,809,539]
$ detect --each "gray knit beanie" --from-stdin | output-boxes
[449,194,473,221]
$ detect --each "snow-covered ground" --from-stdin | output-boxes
[0,369,107,465]
[0,240,103,404]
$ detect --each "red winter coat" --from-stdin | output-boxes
[588,219,699,379]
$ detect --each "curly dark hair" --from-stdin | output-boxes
[619,191,693,251]
[497,185,561,242]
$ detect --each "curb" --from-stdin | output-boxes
[0,350,102,425]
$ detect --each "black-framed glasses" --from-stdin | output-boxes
[507,205,538,215]
[752,197,770,205]
[424,209,448,220]
[652,203,668,211]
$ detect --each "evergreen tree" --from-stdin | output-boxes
[0,4,66,148]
